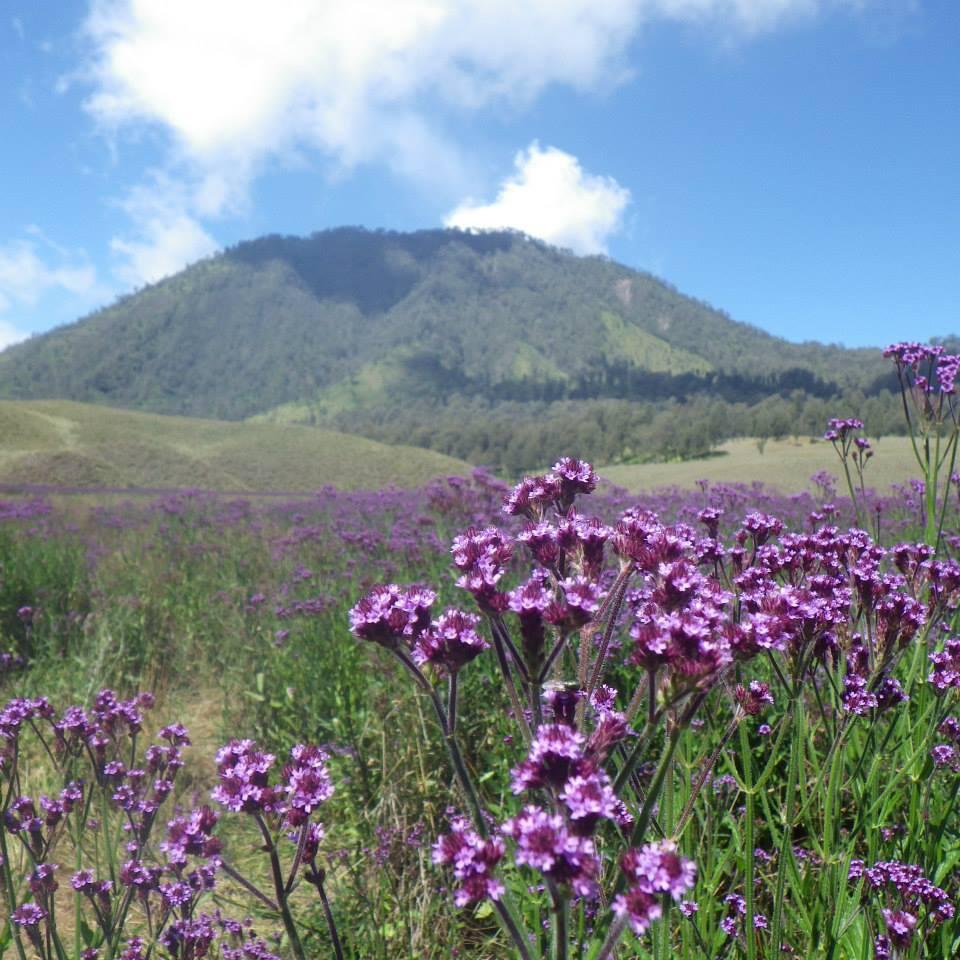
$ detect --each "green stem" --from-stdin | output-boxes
[771,695,801,954]
[255,814,307,960]
[738,719,757,960]
[613,719,656,796]
[548,879,569,960]
[427,688,487,836]
[615,726,683,897]
[425,688,533,957]
[674,715,739,837]
[315,874,344,960]
[0,825,29,960]
[933,429,959,550]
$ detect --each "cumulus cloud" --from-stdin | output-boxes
[0,239,97,312]
[82,0,869,203]
[445,145,630,255]
[109,176,219,287]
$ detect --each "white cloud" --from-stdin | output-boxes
[0,320,29,351]
[109,176,219,287]
[81,0,870,208]
[445,145,630,255]
[0,240,97,310]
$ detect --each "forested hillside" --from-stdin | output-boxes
[0,227,914,470]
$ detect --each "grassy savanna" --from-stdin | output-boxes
[601,436,920,493]
[0,400,470,491]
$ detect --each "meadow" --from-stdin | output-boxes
[2,344,960,959]
[0,400,469,492]
[602,436,921,494]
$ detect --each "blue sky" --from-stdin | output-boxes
[1,0,956,351]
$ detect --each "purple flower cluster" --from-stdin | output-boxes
[503,805,600,897]
[718,892,768,937]
[613,841,697,935]
[884,342,960,396]
[213,739,333,833]
[929,636,960,692]
[432,815,505,906]
[503,457,598,519]
[823,417,864,442]
[411,608,490,675]
[850,858,954,951]
[348,582,436,649]
[350,581,490,676]
[1,686,344,960]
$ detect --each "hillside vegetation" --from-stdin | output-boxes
[0,400,470,491]
[0,227,924,470]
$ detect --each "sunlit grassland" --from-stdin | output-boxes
[601,435,920,493]
[0,399,471,492]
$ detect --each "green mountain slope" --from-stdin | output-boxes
[0,227,917,471]
[0,228,889,419]
[0,401,470,491]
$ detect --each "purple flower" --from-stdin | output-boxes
[283,744,333,826]
[735,681,774,716]
[161,805,221,865]
[212,740,282,814]
[620,841,697,899]
[929,636,960,692]
[614,887,663,935]
[11,902,46,926]
[882,909,917,950]
[503,805,600,897]
[551,457,598,507]
[559,771,619,835]
[348,583,436,649]
[613,841,696,935]
[412,608,489,674]
[503,474,562,519]
[510,724,585,793]
[433,816,505,907]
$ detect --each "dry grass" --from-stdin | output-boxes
[0,399,471,492]
[599,436,923,493]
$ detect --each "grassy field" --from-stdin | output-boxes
[0,399,471,491]
[600,436,922,493]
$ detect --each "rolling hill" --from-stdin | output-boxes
[0,400,470,492]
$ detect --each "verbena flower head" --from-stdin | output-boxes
[551,457,599,508]
[614,841,696,935]
[502,805,600,897]
[283,744,333,826]
[559,770,619,835]
[212,740,281,814]
[503,474,562,519]
[12,901,47,926]
[510,724,586,793]
[432,815,505,907]
[823,418,864,442]
[929,636,960,692]
[348,583,436,649]
[735,681,774,716]
[412,608,489,674]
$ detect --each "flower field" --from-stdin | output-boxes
[3,344,960,958]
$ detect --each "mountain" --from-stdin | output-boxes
[0,228,902,471]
